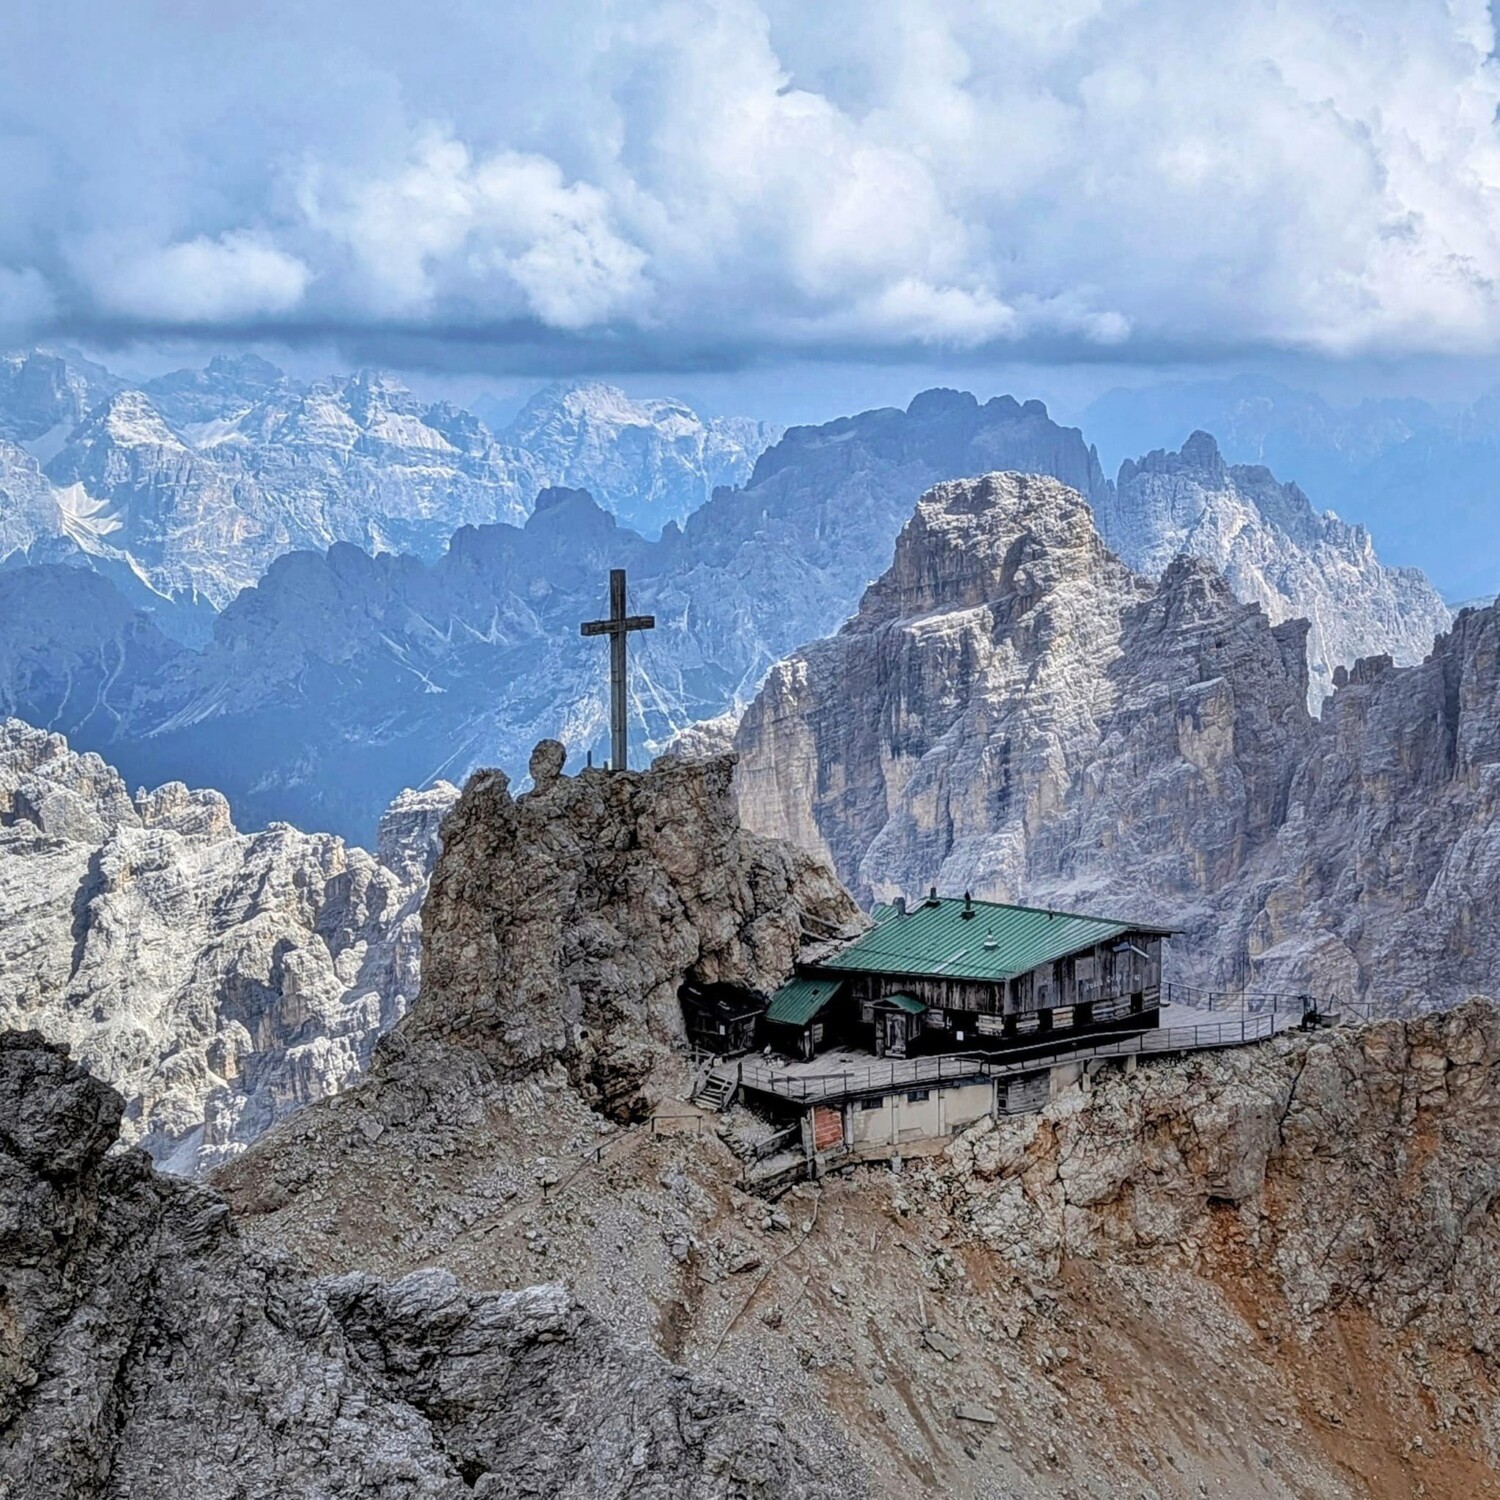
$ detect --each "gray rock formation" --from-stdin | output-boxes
[0,1031,817,1499]
[0,718,456,1173]
[1097,431,1450,704]
[732,471,1500,1011]
[411,744,861,1116]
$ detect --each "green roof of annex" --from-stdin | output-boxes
[819,894,1174,984]
[764,975,844,1027]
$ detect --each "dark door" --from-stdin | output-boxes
[884,1012,907,1057]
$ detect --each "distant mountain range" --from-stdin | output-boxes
[0,376,1455,844]
[1084,373,1500,603]
[0,349,778,639]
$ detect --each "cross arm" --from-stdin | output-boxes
[581,614,656,636]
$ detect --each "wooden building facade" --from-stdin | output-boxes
[763,892,1171,1061]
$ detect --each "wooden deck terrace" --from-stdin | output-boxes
[728,1008,1301,1107]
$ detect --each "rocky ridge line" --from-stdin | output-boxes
[732,469,1500,1012]
[0,717,457,1174]
[0,1030,817,1499]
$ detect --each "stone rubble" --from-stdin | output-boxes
[0,1031,821,1499]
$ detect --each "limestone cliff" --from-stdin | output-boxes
[0,1032,818,1500]
[0,718,456,1174]
[1098,432,1451,706]
[732,471,1500,1011]
[405,741,861,1116]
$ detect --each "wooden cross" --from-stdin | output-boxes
[580,569,654,771]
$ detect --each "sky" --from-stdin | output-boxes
[8,0,1500,404]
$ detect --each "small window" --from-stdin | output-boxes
[860,1097,883,1112]
[906,1088,931,1103]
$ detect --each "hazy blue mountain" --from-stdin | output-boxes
[500,382,781,536]
[0,381,1458,844]
[0,391,1115,839]
[0,352,781,633]
[1083,375,1498,601]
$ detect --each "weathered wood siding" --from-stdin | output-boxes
[846,933,1163,1022]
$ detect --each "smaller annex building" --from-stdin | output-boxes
[763,891,1172,1060]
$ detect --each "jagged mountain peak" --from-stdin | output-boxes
[854,470,1130,632]
[0,715,457,1173]
[1098,427,1451,703]
[502,379,780,534]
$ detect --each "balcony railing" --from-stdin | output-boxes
[736,1010,1287,1105]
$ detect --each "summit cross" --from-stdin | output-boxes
[580,568,655,772]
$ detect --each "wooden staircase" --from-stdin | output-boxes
[693,1067,737,1112]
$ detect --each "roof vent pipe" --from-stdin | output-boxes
[893,896,906,917]
[961,890,975,919]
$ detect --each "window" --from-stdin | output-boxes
[860,1097,883,1112]
[906,1088,931,1103]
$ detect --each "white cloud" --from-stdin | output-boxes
[11,0,1500,360]
[85,232,311,324]
[300,132,647,328]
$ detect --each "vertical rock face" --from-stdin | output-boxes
[411,744,861,1116]
[0,1032,818,1500]
[0,718,457,1173]
[732,472,1500,1010]
[939,1001,1500,1445]
[1098,432,1452,705]
[735,470,1309,912]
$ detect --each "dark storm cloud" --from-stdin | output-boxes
[6,0,1500,372]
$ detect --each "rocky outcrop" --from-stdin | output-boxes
[732,471,1500,1011]
[1097,431,1451,704]
[410,743,860,1116]
[940,1001,1500,1443]
[0,1031,817,1499]
[0,718,456,1173]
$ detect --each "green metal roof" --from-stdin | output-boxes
[822,896,1169,984]
[872,991,927,1015]
[765,975,844,1027]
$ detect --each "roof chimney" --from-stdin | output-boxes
[893,895,906,917]
[961,890,975,919]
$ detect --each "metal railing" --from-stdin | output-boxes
[1161,980,1379,1023]
[736,1011,1287,1105]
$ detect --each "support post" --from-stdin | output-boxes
[609,568,627,773]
